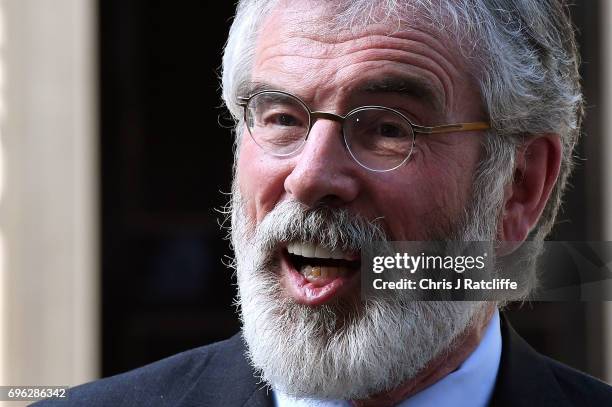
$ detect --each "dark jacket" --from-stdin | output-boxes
[33,316,612,406]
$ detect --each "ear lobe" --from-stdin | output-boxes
[498,135,562,252]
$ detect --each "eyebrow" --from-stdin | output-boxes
[354,75,445,114]
[241,82,278,98]
[241,76,444,113]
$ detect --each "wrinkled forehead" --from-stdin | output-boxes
[249,0,479,115]
[261,0,466,53]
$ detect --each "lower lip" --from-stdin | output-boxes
[280,251,360,306]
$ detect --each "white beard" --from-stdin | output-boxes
[230,190,496,400]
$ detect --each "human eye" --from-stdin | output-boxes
[376,121,409,138]
[346,109,414,159]
[360,110,411,139]
[248,98,309,150]
[262,108,304,128]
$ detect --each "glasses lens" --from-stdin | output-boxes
[344,108,415,171]
[245,92,310,156]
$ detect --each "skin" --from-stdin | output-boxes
[499,136,561,254]
[234,0,562,404]
[238,3,488,240]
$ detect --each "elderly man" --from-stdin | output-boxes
[37,0,612,406]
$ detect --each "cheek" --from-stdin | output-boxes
[417,143,480,206]
[236,135,291,223]
[376,184,457,240]
[370,162,474,240]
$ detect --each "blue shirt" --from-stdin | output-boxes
[273,310,501,407]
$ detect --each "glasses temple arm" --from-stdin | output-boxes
[412,122,491,135]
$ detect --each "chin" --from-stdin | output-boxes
[238,257,485,399]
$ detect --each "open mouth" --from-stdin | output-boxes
[286,242,361,286]
[280,242,361,306]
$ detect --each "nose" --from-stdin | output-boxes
[284,120,360,207]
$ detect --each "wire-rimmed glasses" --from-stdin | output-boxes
[238,90,490,172]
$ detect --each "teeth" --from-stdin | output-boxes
[302,243,316,258]
[330,249,344,259]
[287,242,302,256]
[302,265,349,285]
[287,242,353,260]
[314,246,331,258]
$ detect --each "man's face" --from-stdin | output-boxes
[231,1,494,400]
[237,3,487,304]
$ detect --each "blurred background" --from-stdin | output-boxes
[0,0,610,397]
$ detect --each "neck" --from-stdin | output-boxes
[351,304,496,407]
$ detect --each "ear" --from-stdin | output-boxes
[498,135,561,254]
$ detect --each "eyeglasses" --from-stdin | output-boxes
[238,90,490,172]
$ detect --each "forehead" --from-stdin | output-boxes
[250,0,478,118]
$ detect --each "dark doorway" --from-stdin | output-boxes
[99,1,239,376]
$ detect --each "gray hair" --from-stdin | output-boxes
[221,0,583,243]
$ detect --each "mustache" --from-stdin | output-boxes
[248,200,389,253]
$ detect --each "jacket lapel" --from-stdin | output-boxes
[190,333,274,407]
[489,314,572,407]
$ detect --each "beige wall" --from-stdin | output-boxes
[0,0,99,398]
